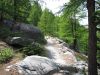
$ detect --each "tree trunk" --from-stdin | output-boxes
[0,0,3,23]
[0,11,3,24]
[87,0,98,75]
[11,0,17,31]
[72,12,78,51]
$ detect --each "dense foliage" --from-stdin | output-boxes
[20,43,46,56]
[27,1,42,26]
[0,0,31,22]
[38,8,55,35]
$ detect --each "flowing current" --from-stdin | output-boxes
[44,36,87,75]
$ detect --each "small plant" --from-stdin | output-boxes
[0,48,14,63]
[20,43,46,56]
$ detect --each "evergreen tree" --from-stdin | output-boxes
[27,1,42,26]
[0,0,31,22]
[38,8,55,35]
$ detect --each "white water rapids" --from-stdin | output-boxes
[44,36,88,75]
[44,36,77,66]
[45,37,77,65]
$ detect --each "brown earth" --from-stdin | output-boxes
[0,40,23,75]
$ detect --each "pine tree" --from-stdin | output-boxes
[38,8,55,35]
[27,1,42,26]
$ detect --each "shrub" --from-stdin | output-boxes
[20,43,45,56]
[0,48,14,63]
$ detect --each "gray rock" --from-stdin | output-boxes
[6,37,34,47]
[3,20,45,43]
[73,61,88,75]
[73,61,88,69]
[5,56,60,75]
[5,49,88,75]
[5,56,81,75]
[3,20,13,28]
[14,23,44,40]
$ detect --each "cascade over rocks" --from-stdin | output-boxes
[44,36,88,75]
[5,36,89,75]
[45,36,77,65]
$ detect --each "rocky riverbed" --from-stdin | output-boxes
[2,36,100,75]
[44,36,88,75]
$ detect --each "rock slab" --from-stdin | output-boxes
[5,56,59,75]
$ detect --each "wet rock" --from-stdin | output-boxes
[5,37,34,47]
[5,56,60,75]
[73,61,88,75]
[74,61,88,70]
[5,55,81,75]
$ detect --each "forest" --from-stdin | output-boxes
[0,0,100,75]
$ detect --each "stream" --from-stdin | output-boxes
[44,36,77,66]
[44,36,88,75]
[4,36,100,75]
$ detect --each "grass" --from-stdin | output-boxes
[0,48,14,63]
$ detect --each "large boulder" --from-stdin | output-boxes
[5,56,59,75]
[3,20,46,44]
[5,55,81,75]
[14,23,44,41]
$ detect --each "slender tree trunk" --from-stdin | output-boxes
[11,0,17,31]
[87,0,98,75]
[0,0,3,23]
[0,9,3,23]
[0,13,3,21]
[73,12,77,51]
[72,12,78,51]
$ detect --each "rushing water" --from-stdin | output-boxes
[44,36,88,75]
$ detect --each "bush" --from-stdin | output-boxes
[20,43,45,56]
[0,48,14,63]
